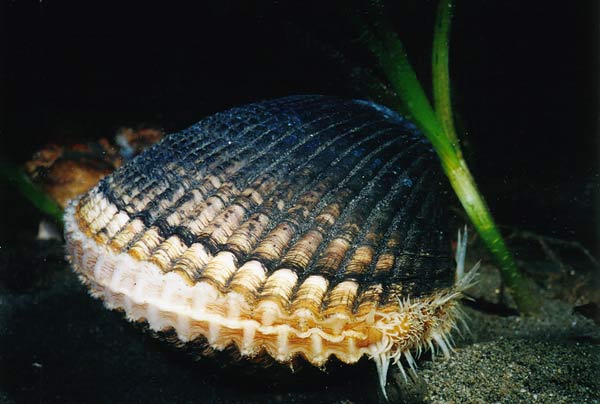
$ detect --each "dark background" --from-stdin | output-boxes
[0,1,598,403]
[1,0,598,253]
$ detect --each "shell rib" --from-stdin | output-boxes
[64,95,470,394]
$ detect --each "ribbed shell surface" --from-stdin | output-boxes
[94,95,451,293]
[66,95,459,373]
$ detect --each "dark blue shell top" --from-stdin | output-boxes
[95,95,454,300]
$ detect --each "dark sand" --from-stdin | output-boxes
[0,239,598,404]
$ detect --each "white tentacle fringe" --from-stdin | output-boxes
[65,200,477,401]
[370,226,479,399]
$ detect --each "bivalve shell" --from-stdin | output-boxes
[64,95,471,394]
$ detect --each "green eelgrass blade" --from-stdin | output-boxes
[354,15,445,144]
[356,2,538,313]
[431,0,537,312]
[0,164,64,224]
[442,158,538,313]
[432,0,461,155]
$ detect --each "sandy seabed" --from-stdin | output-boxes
[0,241,598,404]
